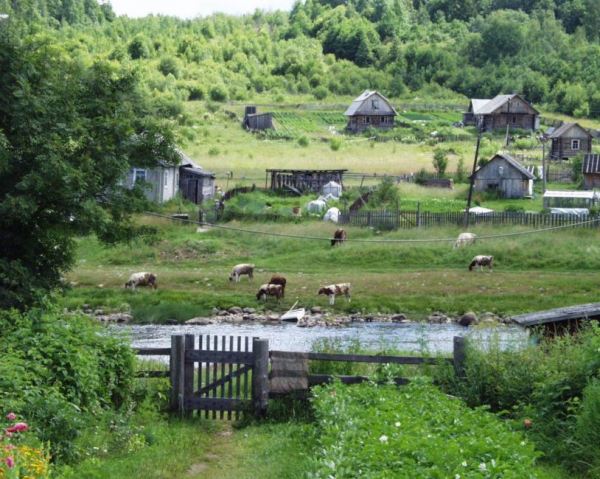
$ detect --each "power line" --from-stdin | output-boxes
[144,212,600,244]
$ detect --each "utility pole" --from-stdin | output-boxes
[465,122,483,229]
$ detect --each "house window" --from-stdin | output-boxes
[372,99,379,110]
[512,116,517,124]
[164,170,169,187]
[133,169,146,183]
[572,139,580,150]
[363,116,370,124]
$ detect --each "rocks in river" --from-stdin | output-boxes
[310,306,322,315]
[228,306,243,315]
[185,317,216,326]
[243,307,255,314]
[165,319,179,325]
[458,312,478,327]
[96,313,132,323]
[428,312,449,324]
[392,313,407,322]
[94,309,104,316]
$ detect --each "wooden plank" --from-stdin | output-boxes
[236,336,241,420]
[197,334,203,415]
[243,337,249,400]
[271,351,453,365]
[170,335,185,413]
[184,334,195,418]
[253,339,269,418]
[220,336,226,419]
[212,335,218,419]
[134,348,171,356]
[185,397,247,412]
[204,334,210,419]
[453,336,467,378]
[270,351,308,393]
[227,336,234,420]
[512,302,600,327]
[136,370,169,378]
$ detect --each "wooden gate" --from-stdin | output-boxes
[169,334,269,420]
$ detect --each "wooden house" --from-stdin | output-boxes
[126,150,215,204]
[546,123,592,160]
[242,106,273,130]
[266,169,347,193]
[462,94,539,132]
[473,153,535,199]
[583,154,600,190]
[344,91,397,133]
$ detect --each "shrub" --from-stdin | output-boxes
[329,137,342,151]
[313,85,328,100]
[297,135,309,147]
[209,84,229,102]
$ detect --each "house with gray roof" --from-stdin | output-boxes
[582,154,600,190]
[344,90,397,133]
[547,123,592,160]
[463,94,539,132]
[473,153,535,198]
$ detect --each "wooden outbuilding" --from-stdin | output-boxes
[344,90,397,133]
[512,302,600,337]
[583,154,600,190]
[243,106,274,130]
[266,169,347,193]
[463,94,539,132]
[546,123,592,160]
[473,153,535,198]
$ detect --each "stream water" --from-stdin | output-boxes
[111,321,530,359]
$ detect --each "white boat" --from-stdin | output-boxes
[280,301,306,322]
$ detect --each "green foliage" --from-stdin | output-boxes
[329,136,342,151]
[456,157,466,183]
[309,379,543,478]
[369,175,400,208]
[158,57,180,78]
[297,135,310,147]
[0,306,136,462]
[432,148,449,177]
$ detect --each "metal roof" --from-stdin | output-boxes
[344,90,398,116]
[181,167,215,177]
[546,123,591,139]
[582,154,600,174]
[177,149,202,169]
[543,190,599,199]
[266,169,348,173]
[475,94,539,115]
[475,153,535,179]
[470,99,490,114]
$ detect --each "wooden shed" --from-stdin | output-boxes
[242,106,274,130]
[473,153,535,198]
[344,91,397,133]
[266,169,347,193]
[463,94,539,132]
[179,168,215,204]
[547,123,592,160]
[512,302,600,337]
[582,154,600,190]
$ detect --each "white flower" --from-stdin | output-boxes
[395,422,401,427]
[461,461,468,467]
[379,435,388,443]
[479,463,487,471]
[520,441,526,446]
[455,475,461,479]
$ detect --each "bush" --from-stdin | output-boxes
[329,137,342,151]
[313,85,328,100]
[209,84,229,102]
[297,135,309,147]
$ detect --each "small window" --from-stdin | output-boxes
[572,139,580,150]
[363,116,370,124]
[512,116,517,124]
[381,116,386,123]
[133,169,146,183]
[372,99,379,110]
[164,170,169,187]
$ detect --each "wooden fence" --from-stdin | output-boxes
[134,335,465,419]
[339,210,600,229]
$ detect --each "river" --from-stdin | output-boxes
[111,321,530,358]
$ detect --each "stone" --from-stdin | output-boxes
[428,312,448,324]
[185,317,213,325]
[392,313,407,322]
[267,315,280,322]
[96,313,132,323]
[458,312,478,327]
[365,315,375,323]
[165,319,178,325]
[217,310,228,316]
[311,306,322,314]
[480,312,499,322]
[311,314,322,322]
[94,309,104,316]
[228,306,243,315]
[212,307,220,315]
[243,307,255,314]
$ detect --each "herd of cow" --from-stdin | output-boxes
[122,230,492,304]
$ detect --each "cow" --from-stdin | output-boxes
[268,275,287,298]
[125,272,158,291]
[228,264,255,282]
[453,232,476,249]
[331,229,347,247]
[469,255,493,273]
[256,284,283,304]
[318,283,351,305]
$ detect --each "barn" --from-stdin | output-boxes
[547,123,592,160]
[582,154,600,190]
[463,94,539,132]
[344,90,397,133]
[473,153,535,199]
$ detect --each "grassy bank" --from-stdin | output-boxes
[63,217,600,322]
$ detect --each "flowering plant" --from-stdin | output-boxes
[0,413,50,479]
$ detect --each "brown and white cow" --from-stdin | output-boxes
[268,275,287,298]
[256,284,283,304]
[331,229,347,247]
[125,272,158,291]
[228,263,255,282]
[318,283,351,305]
[469,255,493,273]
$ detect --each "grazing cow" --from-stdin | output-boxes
[125,272,158,291]
[268,275,287,298]
[228,263,255,282]
[469,255,493,273]
[331,229,347,247]
[318,283,351,305]
[453,232,476,249]
[256,284,283,304]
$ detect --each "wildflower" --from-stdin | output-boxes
[520,441,526,446]
[479,463,487,471]
[5,457,14,469]
[5,413,16,421]
[330,391,336,397]
[395,422,401,427]
[6,422,28,433]
[379,435,388,443]
[5,431,12,438]
[461,461,468,467]
[5,445,14,450]
[524,419,532,427]
[455,475,461,479]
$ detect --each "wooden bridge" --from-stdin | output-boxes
[135,334,466,419]
[511,302,600,335]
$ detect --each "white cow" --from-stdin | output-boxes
[453,233,476,249]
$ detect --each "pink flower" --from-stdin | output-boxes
[5,422,28,433]
[5,445,14,451]
[524,419,532,427]
[4,432,12,438]
[330,391,336,396]
[5,457,14,469]
[5,413,15,421]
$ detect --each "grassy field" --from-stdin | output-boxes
[63,215,600,322]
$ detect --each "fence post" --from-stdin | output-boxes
[183,334,195,418]
[417,202,421,228]
[170,335,185,414]
[453,336,467,378]
[252,338,269,419]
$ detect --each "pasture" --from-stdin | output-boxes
[64,216,600,323]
